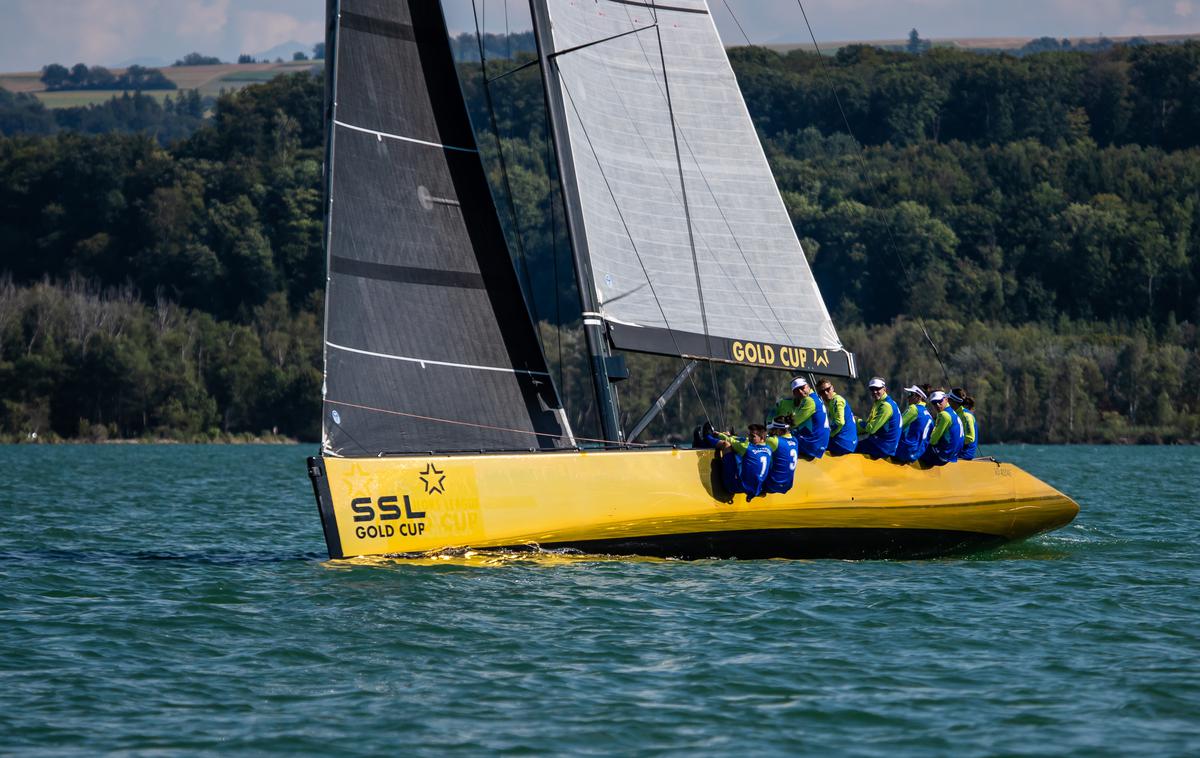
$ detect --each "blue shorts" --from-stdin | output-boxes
[856,436,896,459]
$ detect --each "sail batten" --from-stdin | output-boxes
[333,119,479,153]
[540,0,853,375]
[320,0,568,455]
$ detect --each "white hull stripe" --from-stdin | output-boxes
[327,342,550,376]
[334,120,477,153]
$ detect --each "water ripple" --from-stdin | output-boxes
[2,444,1199,755]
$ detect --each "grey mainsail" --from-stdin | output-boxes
[320,0,570,455]
[535,0,854,376]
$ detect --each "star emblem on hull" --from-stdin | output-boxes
[419,463,446,495]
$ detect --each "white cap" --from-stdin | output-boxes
[790,377,808,390]
[767,420,790,430]
[903,385,927,400]
[928,390,947,403]
[867,377,886,389]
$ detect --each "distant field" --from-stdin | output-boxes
[0,60,322,107]
[35,89,176,109]
[765,31,1200,53]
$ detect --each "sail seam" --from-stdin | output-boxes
[327,342,551,377]
[606,0,708,14]
[339,11,416,41]
[333,120,477,153]
[331,256,486,289]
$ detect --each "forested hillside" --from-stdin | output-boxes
[0,42,1197,443]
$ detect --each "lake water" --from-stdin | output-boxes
[1,444,1198,756]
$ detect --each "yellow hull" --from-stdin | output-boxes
[307,449,1079,560]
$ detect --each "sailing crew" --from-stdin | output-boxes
[772,377,829,459]
[855,377,901,458]
[893,384,934,463]
[706,424,773,500]
[921,390,964,466]
[762,417,799,494]
[817,379,858,456]
[951,389,979,460]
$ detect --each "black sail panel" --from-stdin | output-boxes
[322,0,569,455]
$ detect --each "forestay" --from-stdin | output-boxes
[539,0,853,376]
[320,0,569,455]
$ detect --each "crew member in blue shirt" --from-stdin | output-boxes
[893,384,934,463]
[950,389,979,460]
[817,379,858,456]
[856,377,901,458]
[762,417,799,494]
[706,424,774,500]
[921,390,964,466]
[772,377,830,460]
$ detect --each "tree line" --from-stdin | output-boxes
[0,89,209,144]
[40,63,175,91]
[0,41,1198,443]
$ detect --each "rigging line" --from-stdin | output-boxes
[322,401,373,457]
[548,24,658,60]
[325,399,647,448]
[558,73,713,426]
[795,0,953,386]
[720,0,753,47]
[472,1,542,329]
[618,5,796,345]
[653,11,726,431]
[486,57,538,83]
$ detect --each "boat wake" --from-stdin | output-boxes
[325,545,671,569]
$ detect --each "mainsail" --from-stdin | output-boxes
[320,0,570,455]
[534,0,854,377]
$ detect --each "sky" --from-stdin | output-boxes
[0,0,1197,72]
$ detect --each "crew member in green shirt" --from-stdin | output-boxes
[951,388,979,460]
[855,377,901,458]
[771,377,817,431]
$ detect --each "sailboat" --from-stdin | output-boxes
[306,0,1078,560]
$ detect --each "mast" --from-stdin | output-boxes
[528,0,624,447]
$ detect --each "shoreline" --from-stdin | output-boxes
[2,438,1195,447]
[3,435,304,446]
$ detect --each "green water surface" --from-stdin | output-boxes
[1,444,1198,756]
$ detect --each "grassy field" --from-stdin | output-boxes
[1,60,322,108]
[765,30,1200,53]
[33,89,176,109]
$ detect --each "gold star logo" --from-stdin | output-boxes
[419,463,446,495]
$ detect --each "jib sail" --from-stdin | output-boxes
[320,0,570,455]
[534,0,854,377]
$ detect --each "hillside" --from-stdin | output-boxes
[1,43,1199,444]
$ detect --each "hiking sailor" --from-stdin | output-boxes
[950,389,979,460]
[817,379,857,456]
[782,377,830,459]
[893,384,934,463]
[921,390,964,466]
[762,417,799,494]
[855,377,901,458]
[705,424,774,500]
